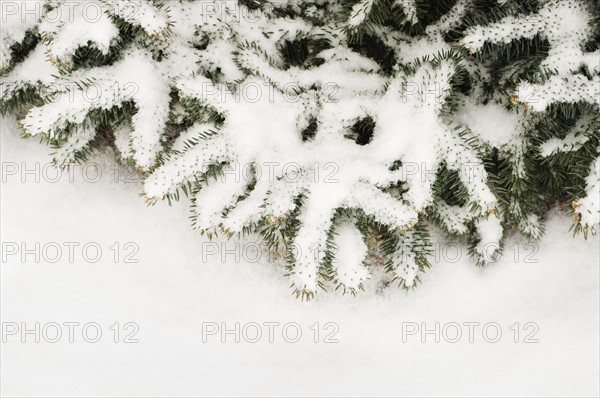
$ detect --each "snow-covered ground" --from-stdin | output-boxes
[1,115,599,397]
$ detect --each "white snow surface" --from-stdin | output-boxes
[1,116,599,396]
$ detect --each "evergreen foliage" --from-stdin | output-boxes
[1,0,598,298]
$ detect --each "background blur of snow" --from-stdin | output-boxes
[1,115,599,397]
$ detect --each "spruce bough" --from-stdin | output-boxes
[1,0,598,299]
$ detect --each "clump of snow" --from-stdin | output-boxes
[474,214,503,261]
[346,0,375,28]
[393,0,473,63]
[39,0,119,63]
[0,45,57,101]
[331,221,370,290]
[107,0,170,35]
[518,214,543,240]
[539,116,594,156]
[393,0,418,24]
[454,102,522,148]
[435,202,471,235]
[0,0,45,68]
[576,157,600,233]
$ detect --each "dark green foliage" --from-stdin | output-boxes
[348,33,396,74]
[279,37,331,69]
[346,116,376,145]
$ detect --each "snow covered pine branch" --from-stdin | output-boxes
[1,0,598,299]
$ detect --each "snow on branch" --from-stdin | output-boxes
[463,0,599,111]
[2,0,597,297]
